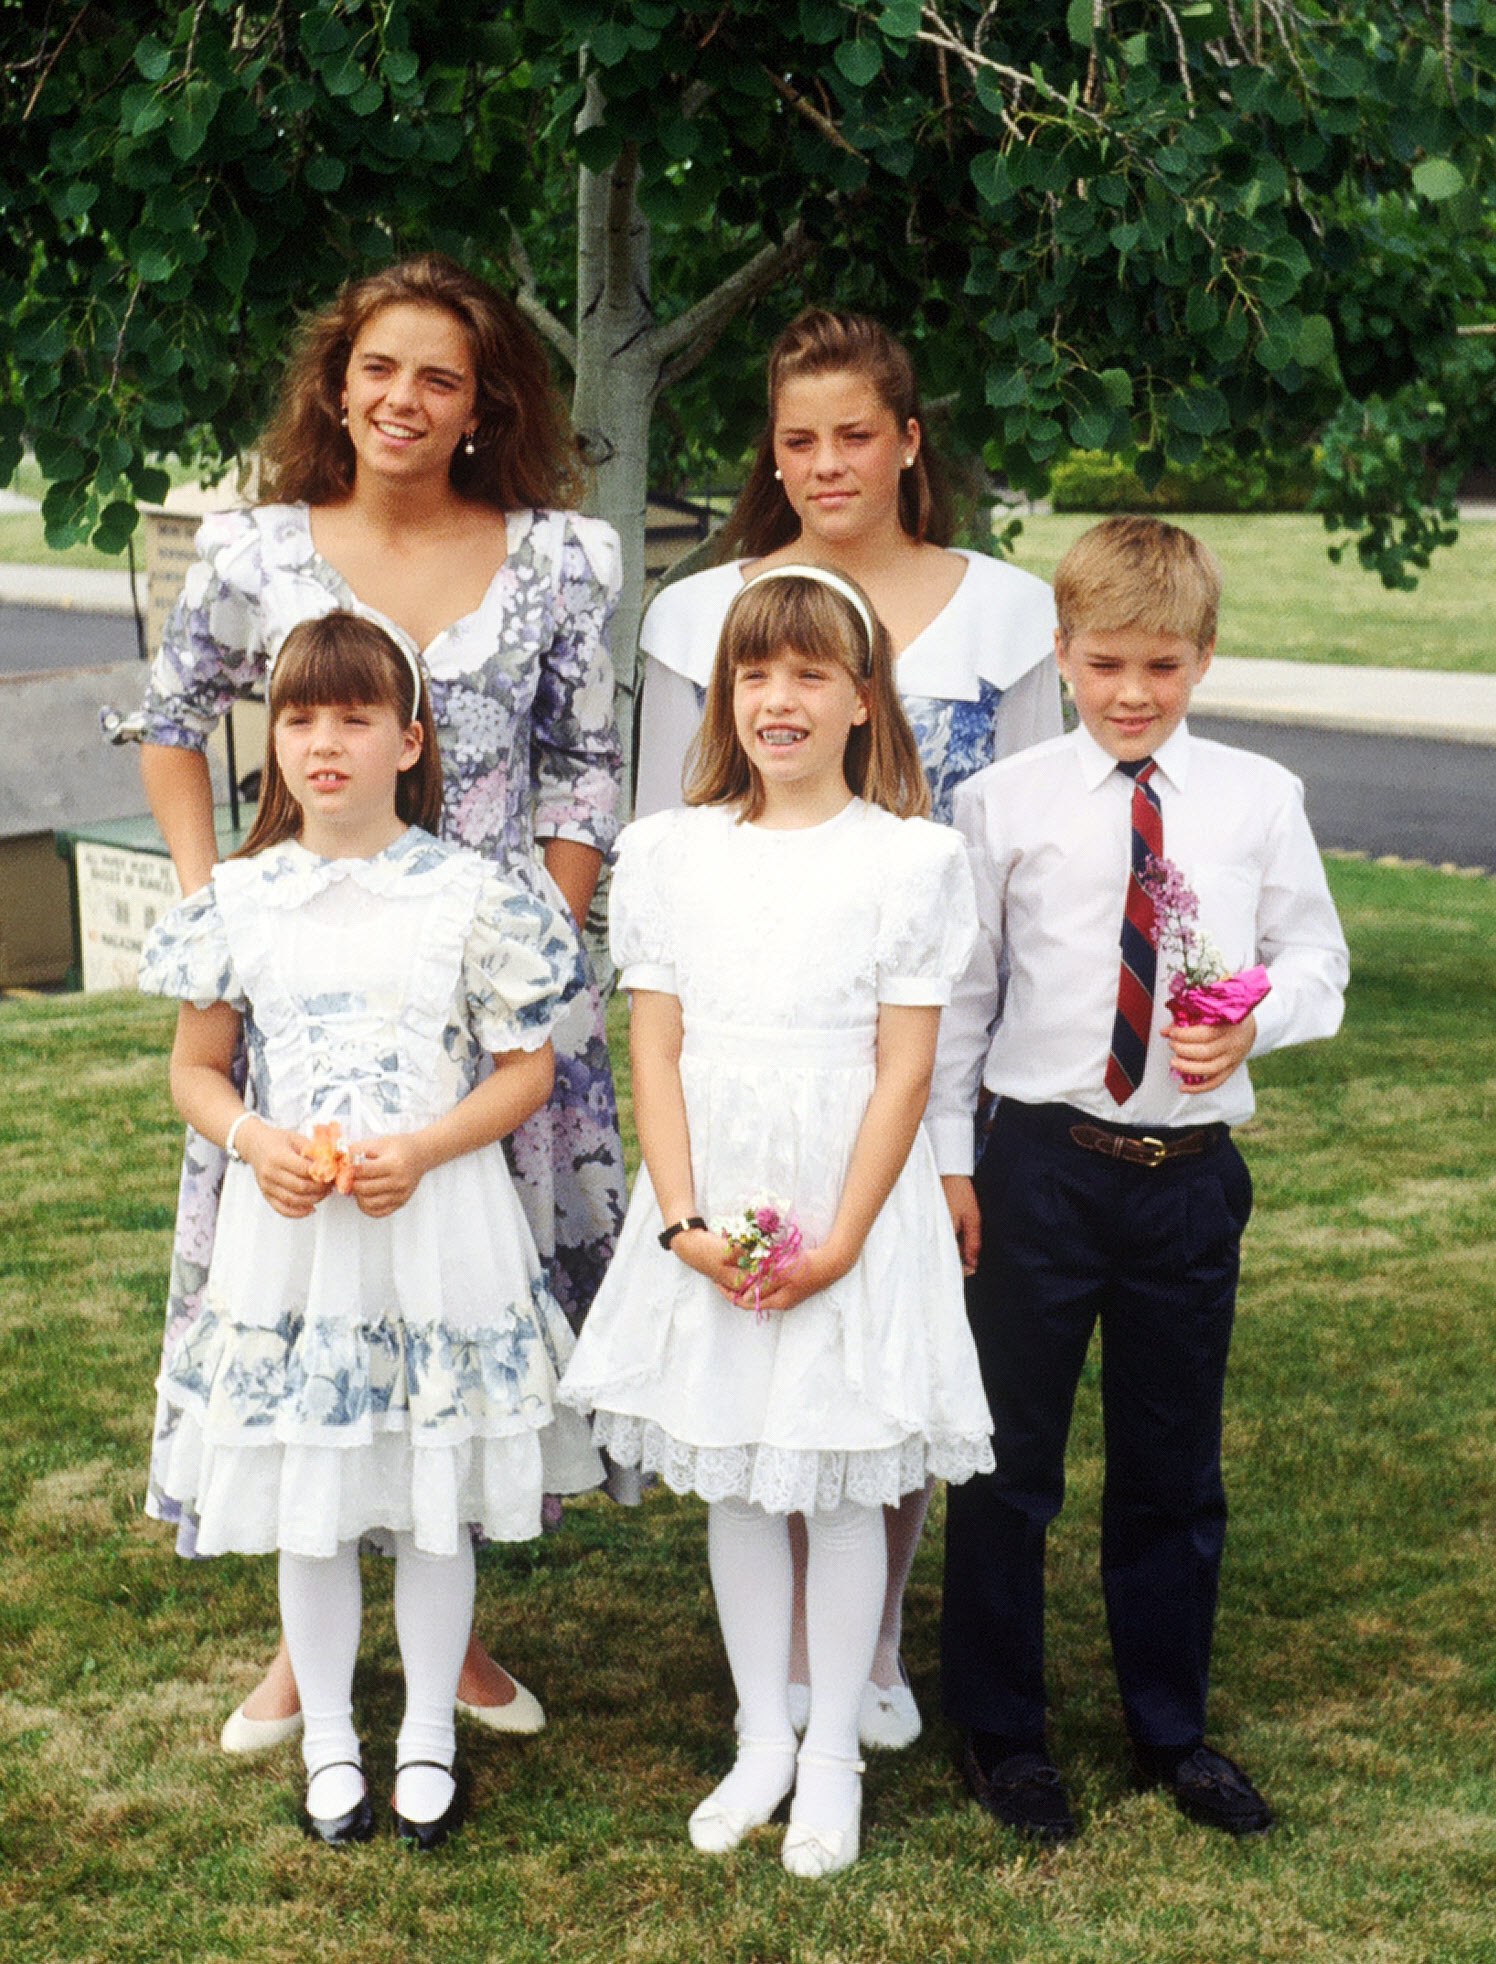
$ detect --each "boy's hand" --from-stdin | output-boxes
[1164,1012,1257,1094]
[942,1175,982,1275]
[351,1134,432,1216]
[238,1121,325,1219]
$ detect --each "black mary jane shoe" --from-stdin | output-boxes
[391,1759,465,1851]
[301,1762,376,1847]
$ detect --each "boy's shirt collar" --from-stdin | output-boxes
[1074,719,1194,793]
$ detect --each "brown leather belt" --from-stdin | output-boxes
[991,1099,1228,1170]
[1067,1123,1217,1168]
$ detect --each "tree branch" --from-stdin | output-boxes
[22,1,89,120]
[509,229,577,370]
[760,66,864,156]
[653,220,813,386]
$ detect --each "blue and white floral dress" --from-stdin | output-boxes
[107,505,628,1541]
[137,827,602,1559]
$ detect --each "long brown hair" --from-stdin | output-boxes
[685,571,929,822]
[259,254,584,511]
[714,309,954,562]
[236,612,444,856]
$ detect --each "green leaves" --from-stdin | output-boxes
[0,0,1492,588]
[1412,157,1465,202]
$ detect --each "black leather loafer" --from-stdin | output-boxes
[961,1736,1078,1844]
[1136,1743,1274,1838]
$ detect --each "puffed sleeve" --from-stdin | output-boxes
[462,874,588,1055]
[607,812,677,995]
[874,821,980,1006]
[102,511,269,751]
[136,884,246,1011]
[529,512,625,855]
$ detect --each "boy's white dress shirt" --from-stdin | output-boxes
[926,722,1350,1174]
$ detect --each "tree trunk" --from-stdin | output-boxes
[571,80,657,786]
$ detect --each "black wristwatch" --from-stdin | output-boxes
[658,1216,707,1249]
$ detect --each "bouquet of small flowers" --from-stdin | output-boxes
[712,1197,803,1319]
[1137,854,1271,1079]
[304,1118,356,1195]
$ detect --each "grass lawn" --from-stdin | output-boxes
[2,856,1495,1961]
[1003,512,1496,675]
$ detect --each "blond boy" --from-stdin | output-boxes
[928,517,1348,1841]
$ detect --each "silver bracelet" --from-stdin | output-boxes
[224,1112,253,1163]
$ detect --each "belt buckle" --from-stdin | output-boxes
[1135,1134,1169,1168]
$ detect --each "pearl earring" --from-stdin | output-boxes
[774,468,783,482]
[463,432,476,456]
[340,409,348,428]
[903,456,914,468]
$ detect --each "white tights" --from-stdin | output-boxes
[278,1533,475,1824]
[707,1496,885,1826]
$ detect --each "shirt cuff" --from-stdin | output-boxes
[924,1110,977,1177]
[1246,982,1288,1057]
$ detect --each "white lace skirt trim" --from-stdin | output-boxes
[589,1411,992,1515]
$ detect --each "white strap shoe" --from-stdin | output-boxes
[687,1738,797,1853]
[782,1749,864,1879]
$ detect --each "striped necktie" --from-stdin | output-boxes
[1104,757,1162,1105]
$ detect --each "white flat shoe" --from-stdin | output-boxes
[687,1739,797,1854]
[858,1665,922,1751]
[455,1674,545,1735]
[220,1701,304,1756]
[782,1749,864,1880]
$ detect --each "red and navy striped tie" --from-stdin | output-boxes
[1104,757,1162,1104]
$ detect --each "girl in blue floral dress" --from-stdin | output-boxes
[139,612,601,1847]
[107,255,626,1745]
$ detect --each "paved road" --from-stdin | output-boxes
[1192,716,1495,872]
[0,602,143,672]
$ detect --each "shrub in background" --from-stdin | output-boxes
[1050,446,1316,513]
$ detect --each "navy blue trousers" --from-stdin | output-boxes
[941,1101,1253,1751]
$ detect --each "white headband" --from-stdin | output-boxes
[739,565,877,660]
[267,614,425,716]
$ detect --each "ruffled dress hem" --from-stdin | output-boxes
[587,1411,994,1516]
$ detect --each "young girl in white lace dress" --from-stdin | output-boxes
[560,568,994,1878]
[138,612,600,1849]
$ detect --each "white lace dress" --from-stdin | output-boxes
[559,800,996,1514]
[136,827,603,1559]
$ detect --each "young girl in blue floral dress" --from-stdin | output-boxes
[139,612,600,1847]
[562,569,994,1878]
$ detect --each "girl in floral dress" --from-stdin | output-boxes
[107,255,625,1747]
[138,612,601,1847]
[562,569,994,1878]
